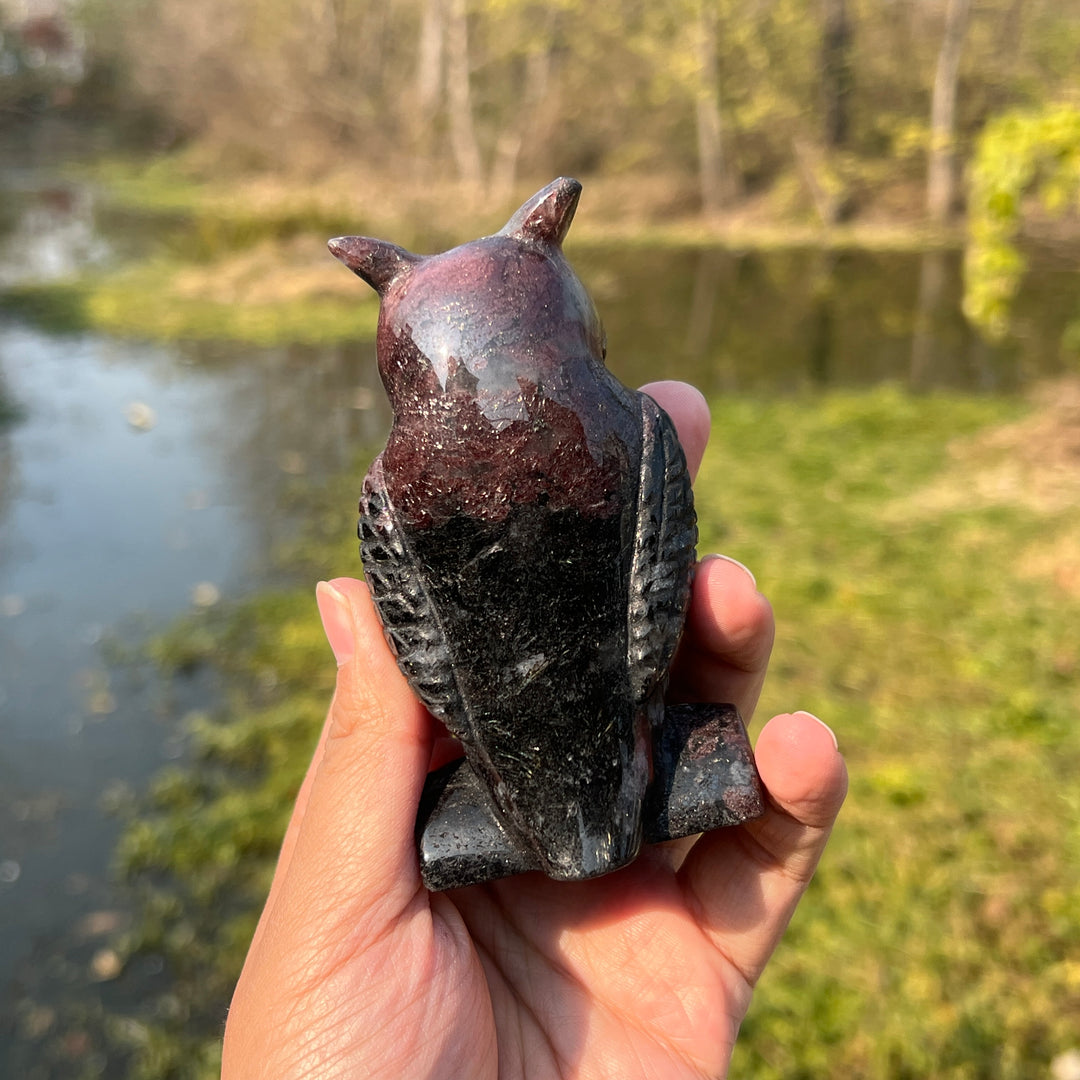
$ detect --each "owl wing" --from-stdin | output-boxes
[358,454,468,732]
[626,393,698,706]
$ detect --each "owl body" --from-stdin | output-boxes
[330,179,762,891]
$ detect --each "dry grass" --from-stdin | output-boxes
[170,235,368,307]
[887,376,1080,518]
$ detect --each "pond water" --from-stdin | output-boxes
[0,152,1076,1074]
[0,331,389,1074]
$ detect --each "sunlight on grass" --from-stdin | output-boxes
[709,386,1080,1077]
[106,385,1079,1078]
[1,249,380,346]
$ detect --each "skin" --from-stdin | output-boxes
[221,381,849,1080]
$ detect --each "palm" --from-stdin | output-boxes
[385,564,771,1076]
[224,557,843,1080]
[222,384,847,1080]
[442,863,747,1079]
[424,633,765,1077]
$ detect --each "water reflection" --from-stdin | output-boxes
[0,324,385,1070]
[569,244,1070,395]
[0,185,109,288]
[908,249,1008,392]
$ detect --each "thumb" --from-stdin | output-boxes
[272,577,432,927]
[226,579,432,1072]
[679,710,848,986]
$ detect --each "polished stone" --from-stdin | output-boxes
[330,178,765,890]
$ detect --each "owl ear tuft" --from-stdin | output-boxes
[500,177,582,248]
[328,237,420,294]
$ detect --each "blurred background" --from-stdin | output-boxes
[0,0,1078,1077]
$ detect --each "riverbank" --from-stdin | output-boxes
[2,150,1076,371]
[0,154,968,348]
[0,245,380,347]
[79,157,965,250]
[86,382,1080,1079]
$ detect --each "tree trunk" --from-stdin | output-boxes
[926,0,971,224]
[821,0,851,148]
[490,10,559,208]
[910,249,948,388]
[683,248,729,360]
[695,0,725,217]
[415,0,445,136]
[445,0,483,186]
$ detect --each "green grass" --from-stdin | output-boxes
[1,156,385,348]
[77,153,965,257]
[73,157,217,217]
[0,269,379,346]
[96,386,1079,1078]
[81,271,378,346]
[708,388,1080,1078]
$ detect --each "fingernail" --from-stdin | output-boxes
[795,710,839,751]
[316,581,355,667]
[700,553,757,590]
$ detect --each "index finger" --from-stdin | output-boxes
[670,555,774,722]
[638,380,710,481]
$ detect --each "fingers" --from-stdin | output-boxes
[670,553,775,723]
[638,380,711,480]
[264,578,431,929]
[632,389,844,997]
[679,711,848,987]
[639,382,772,722]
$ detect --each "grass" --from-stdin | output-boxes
[85,383,1080,1078]
[3,156,390,347]
[81,153,966,253]
[710,387,1080,1077]
[0,242,380,346]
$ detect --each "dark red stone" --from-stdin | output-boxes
[330,178,765,891]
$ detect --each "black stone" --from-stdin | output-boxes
[330,178,767,891]
[644,703,765,844]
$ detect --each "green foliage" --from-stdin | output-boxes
[85,269,379,346]
[965,104,1080,342]
[111,385,1080,1076]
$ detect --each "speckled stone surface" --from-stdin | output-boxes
[330,178,765,891]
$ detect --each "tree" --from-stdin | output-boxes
[964,103,1080,340]
[926,0,972,223]
[694,0,726,216]
[444,0,483,185]
[413,0,445,167]
[821,0,851,149]
[486,4,560,205]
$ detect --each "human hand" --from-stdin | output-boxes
[221,381,848,1079]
